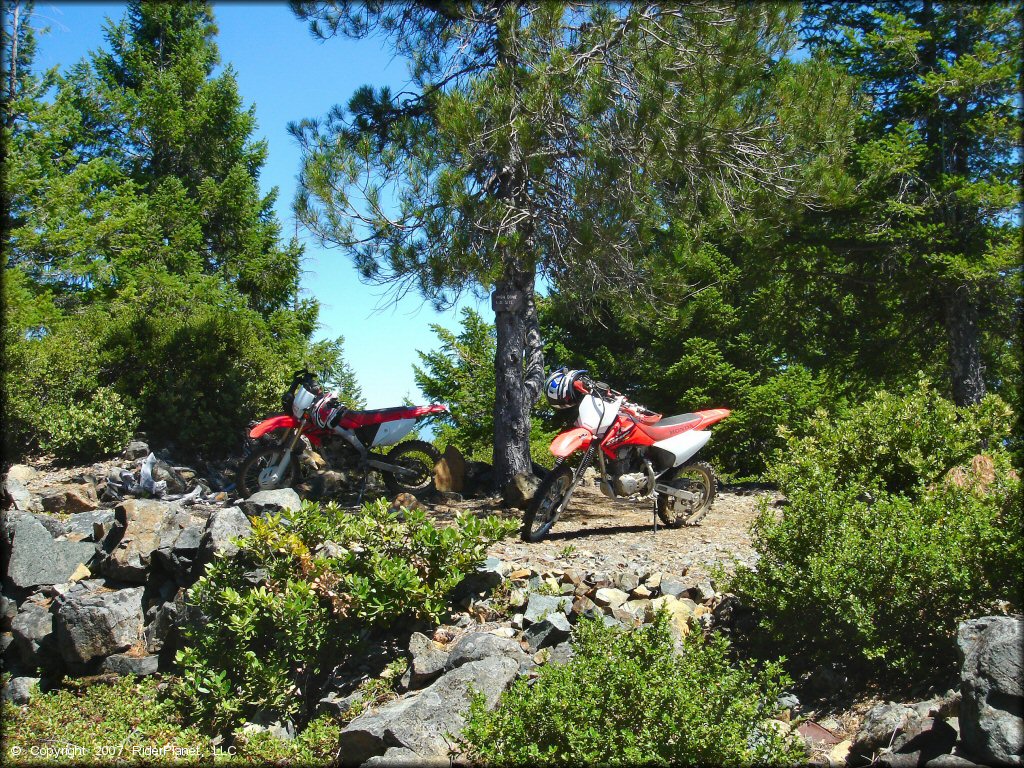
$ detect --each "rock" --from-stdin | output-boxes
[338,656,519,765]
[592,587,629,609]
[364,746,448,767]
[54,583,145,665]
[434,445,466,494]
[4,474,41,513]
[614,572,640,592]
[463,461,494,497]
[523,594,572,625]
[199,507,252,560]
[0,594,16,630]
[124,440,150,460]
[41,487,98,514]
[546,641,575,666]
[101,499,179,582]
[688,576,717,603]
[319,690,365,718]
[445,631,529,671]
[151,460,187,495]
[3,511,96,589]
[852,702,919,757]
[388,492,422,515]
[11,600,57,670]
[240,488,302,516]
[503,473,541,509]
[957,615,1023,766]
[68,563,91,582]
[644,571,663,591]
[1,675,40,704]
[240,716,294,741]
[6,465,37,484]
[828,739,852,767]
[66,510,116,541]
[102,652,160,676]
[401,632,447,690]
[631,584,653,599]
[924,754,987,768]
[523,612,571,651]
[659,575,688,598]
[873,718,958,768]
[453,557,504,600]
[33,513,69,538]
[646,595,695,640]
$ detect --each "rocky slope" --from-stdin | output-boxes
[2,445,1021,767]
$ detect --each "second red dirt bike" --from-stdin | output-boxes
[522,368,730,542]
[237,371,447,499]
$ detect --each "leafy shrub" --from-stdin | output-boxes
[37,386,139,460]
[731,376,1022,681]
[174,498,517,731]
[1,675,340,765]
[461,611,804,767]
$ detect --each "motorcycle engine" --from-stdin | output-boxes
[609,447,649,496]
[614,472,648,496]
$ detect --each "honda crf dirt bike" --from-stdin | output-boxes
[522,368,730,542]
[237,371,447,499]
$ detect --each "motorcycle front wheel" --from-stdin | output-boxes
[383,440,441,494]
[656,461,717,527]
[521,463,574,542]
[237,445,298,498]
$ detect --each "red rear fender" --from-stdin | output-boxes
[693,408,731,429]
[248,415,299,439]
[549,427,593,458]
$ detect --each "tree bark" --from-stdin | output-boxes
[945,285,985,406]
[492,267,544,489]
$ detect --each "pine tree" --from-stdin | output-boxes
[289,2,848,487]
[793,2,1022,406]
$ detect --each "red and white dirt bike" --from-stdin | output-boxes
[236,371,448,499]
[522,368,730,542]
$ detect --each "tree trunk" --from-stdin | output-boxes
[945,285,985,406]
[492,267,544,489]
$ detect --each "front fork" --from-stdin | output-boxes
[548,444,597,528]
[262,422,306,488]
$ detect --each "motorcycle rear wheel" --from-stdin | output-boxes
[521,463,574,542]
[656,461,717,527]
[237,445,298,498]
[383,440,441,494]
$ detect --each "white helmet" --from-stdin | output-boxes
[544,368,588,409]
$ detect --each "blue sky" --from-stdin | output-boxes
[31,1,488,407]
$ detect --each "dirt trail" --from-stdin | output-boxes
[432,476,773,580]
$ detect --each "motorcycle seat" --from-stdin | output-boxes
[337,404,446,429]
[636,408,730,441]
[636,413,701,441]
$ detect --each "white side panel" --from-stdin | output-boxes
[577,395,622,435]
[372,419,416,447]
[654,430,711,467]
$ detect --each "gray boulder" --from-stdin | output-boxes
[958,615,1023,766]
[54,582,145,665]
[659,575,688,598]
[240,488,302,516]
[199,507,252,560]
[1,593,18,630]
[11,599,57,670]
[523,594,572,625]
[523,612,572,652]
[444,631,529,671]
[338,656,518,766]
[4,473,41,513]
[401,632,448,690]
[364,746,446,767]
[66,510,116,542]
[851,702,919,757]
[1,675,40,705]
[102,652,160,676]
[123,440,150,460]
[3,511,96,589]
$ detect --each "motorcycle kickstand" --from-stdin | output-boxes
[357,471,368,505]
[652,498,659,535]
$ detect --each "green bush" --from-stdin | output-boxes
[37,386,139,460]
[174,498,517,732]
[461,611,804,767]
[731,376,1022,681]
